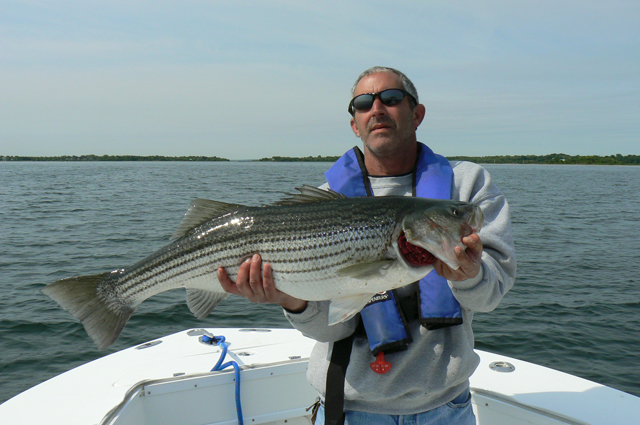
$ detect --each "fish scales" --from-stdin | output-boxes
[41,186,484,349]
[108,198,400,304]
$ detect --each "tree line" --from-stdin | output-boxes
[2,155,229,162]
[3,153,639,165]
[258,153,640,165]
[258,155,341,162]
[447,154,640,165]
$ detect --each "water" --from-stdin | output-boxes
[1,161,639,403]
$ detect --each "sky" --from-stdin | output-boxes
[1,1,639,160]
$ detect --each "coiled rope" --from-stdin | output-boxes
[201,334,243,425]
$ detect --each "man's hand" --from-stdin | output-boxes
[218,254,308,313]
[433,234,483,281]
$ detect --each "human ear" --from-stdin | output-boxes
[413,104,426,130]
[350,117,361,137]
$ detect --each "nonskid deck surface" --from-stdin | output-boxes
[1,328,639,425]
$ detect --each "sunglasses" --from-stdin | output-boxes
[348,88,417,115]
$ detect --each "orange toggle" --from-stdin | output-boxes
[370,352,391,374]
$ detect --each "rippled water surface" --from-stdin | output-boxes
[1,161,639,403]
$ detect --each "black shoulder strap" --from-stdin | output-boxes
[324,335,354,425]
[352,146,373,197]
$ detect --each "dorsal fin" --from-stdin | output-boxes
[171,198,244,240]
[272,185,346,206]
[172,186,344,240]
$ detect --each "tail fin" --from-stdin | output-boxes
[41,272,134,350]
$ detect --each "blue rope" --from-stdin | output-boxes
[202,334,243,425]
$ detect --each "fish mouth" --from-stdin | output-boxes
[397,231,437,267]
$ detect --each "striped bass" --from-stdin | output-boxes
[41,186,483,350]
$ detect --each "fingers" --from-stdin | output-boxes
[218,255,307,311]
[236,254,265,301]
[435,234,483,281]
[247,254,266,299]
[262,262,277,299]
[262,261,308,312]
[454,250,478,279]
[219,254,271,303]
[462,234,482,257]
[434,258,467,281]
[218,266,241,296]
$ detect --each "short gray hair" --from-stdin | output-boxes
[351,66,419,105]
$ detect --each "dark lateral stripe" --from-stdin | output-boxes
[120,225,384,285]
[119,238,359,296]
[117,239,373,300]
[111,212,398,300]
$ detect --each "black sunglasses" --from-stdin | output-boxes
[348,88,417,115]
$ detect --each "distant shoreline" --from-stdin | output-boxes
[2,154,639,165]
[1,155,229,162]
[447,154,639,166]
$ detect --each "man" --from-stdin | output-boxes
[219,66,516,425]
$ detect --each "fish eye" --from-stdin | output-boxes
[451,208,461,217]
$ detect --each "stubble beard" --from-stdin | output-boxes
[360,116,415,160]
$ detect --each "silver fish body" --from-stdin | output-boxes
[42,186,483,349]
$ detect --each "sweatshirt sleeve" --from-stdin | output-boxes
[449,161,516,312]
[284,301,359,342]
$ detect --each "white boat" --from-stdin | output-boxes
[1,327,638,425]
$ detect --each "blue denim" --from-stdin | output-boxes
[315,389,475,425]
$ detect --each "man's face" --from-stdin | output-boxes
[350,72,423,159]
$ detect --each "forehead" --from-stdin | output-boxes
[354,72,403,96]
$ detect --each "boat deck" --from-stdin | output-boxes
[1,328,638,425]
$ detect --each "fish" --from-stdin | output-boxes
[41,186,483,350]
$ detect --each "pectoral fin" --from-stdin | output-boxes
[335,260,395,279]
[186,289,229,319]
[328,294,376,325]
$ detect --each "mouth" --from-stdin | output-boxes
[369,119,394,132]
[372,123,391,131]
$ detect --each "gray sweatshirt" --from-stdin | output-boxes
[284,160,516,415]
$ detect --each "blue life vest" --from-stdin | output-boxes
[324,143,463,355]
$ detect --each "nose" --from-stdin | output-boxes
[370,97,387,116]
